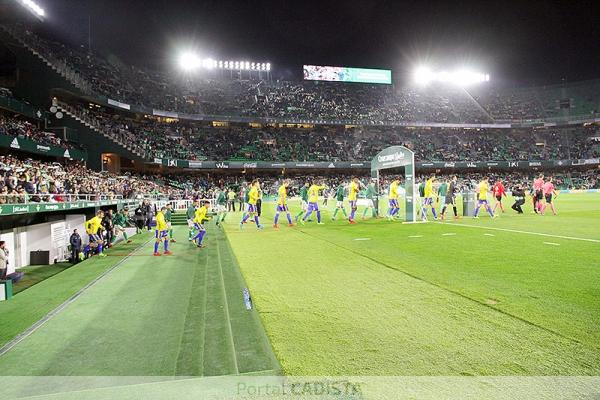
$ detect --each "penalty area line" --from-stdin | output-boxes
[442,222,600,243]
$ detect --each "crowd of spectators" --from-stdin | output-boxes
[0,154,179,204]
[163,168,600,202]
[0,151,597,206]
[6,23,599,125]
[0,112,73,149]
[64,104,600,162]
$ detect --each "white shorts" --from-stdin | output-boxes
[216,204,226,213]
[301,200,308,211]
[187,219,194,228]
[114,225,124,233]
[365,200,374,208]
[336,201,344,208]
[167,222,172,229]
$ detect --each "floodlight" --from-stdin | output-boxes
[413,66,489,86]
[202,58,214,69]
[20,0,45,17]
[266,63,271,71]
[413,67,433,85]
[178,52,202,71]
[451,69,488,86]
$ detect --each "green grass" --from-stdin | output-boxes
[0,226,279,376]
[1,193,598,380]
[0,233,152,349]
[223,193,600,375]
[12,263,72,294]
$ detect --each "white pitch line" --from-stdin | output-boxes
[354,238,371,241]
[442,233,456,236]
[484,233,495,236]
[408,235,423,238]
[443,222,600,243]
[543,242,561,246]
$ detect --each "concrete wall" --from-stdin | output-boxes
[1,214,86,272]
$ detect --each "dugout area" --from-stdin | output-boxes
[0,225,280,385]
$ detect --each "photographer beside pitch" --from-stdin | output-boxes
[511,185,526,214]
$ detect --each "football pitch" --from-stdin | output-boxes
[224,192,600,376]
[0,193,598,387]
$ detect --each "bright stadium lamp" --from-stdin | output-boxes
[413,66,433,85]
[451,69,489,86]
[266,63,271,71]
[202,58,215,69]
[20,0,45,17]
[414,66,490,86]
[178,51,202,71]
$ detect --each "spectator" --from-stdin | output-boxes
[0,241,7,279]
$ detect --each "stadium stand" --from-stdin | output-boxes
[0,112,76,149]
[3,22,599,125]
[0,153,179,204]
[47,103,600,162]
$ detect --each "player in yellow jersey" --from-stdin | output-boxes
[240,180,264,230]
[387,178,401,221]
[348,177,361,224]
[85,210,106,257]
[300,180,327,225]
[153,206,172,256]
[273,179,294,229]
[192,200,211,247]
[473,178,496,218]
[421,174,438,220]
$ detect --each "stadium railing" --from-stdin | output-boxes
[0,193,125,205]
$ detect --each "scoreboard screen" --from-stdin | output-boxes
[303,65,392,84]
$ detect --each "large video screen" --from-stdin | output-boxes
[303,65,392,84]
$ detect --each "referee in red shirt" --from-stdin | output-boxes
[492,179,507,214]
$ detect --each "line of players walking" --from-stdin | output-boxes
[135,172,563,257]
[417,173,558,221]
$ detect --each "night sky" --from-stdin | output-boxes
[30,0,600,86]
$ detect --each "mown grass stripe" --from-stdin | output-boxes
[216,238,240,375]
[0,236,152,358]
[295,227,594,349]
[218,226,281,375]
[174,238,210,375]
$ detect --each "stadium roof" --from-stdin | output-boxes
[14,0,600,86]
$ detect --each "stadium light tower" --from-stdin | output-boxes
[178,51,202,71]
[414,66,434,86]
[18,0,45,18]
[413,66,489,87]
